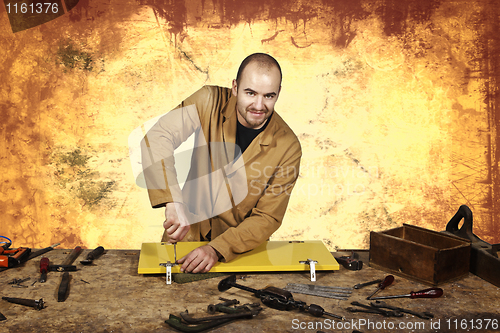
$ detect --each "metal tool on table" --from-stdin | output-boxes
[165,298,261,332]
[346,301,403,317]
[207,298,240,314]
[28,242,60,260]
[55,246,82,302]
[369,287,443,300]
[2,296,44,310]
[159,243,178,285]
[8,277,30,287]
[218,274,345,320]
[442,205,500,288]
[370,301,434,320]
[299,258,318,281]
[354,278,382,289]
[284,283,352,300]
[366,275,394,300]
[334,251,363,271]
[80,246,105,265]
[57,272,71,302]
[61,246,82,265]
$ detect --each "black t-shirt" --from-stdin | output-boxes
[235,113,272,155]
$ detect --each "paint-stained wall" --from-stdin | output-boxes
[1,0,499,250]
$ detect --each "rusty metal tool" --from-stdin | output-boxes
[166,313,239,333]
[366,275,394,300]
[347,301,402,317]
[370,301,434,319]
[28,242,60,260]
[299,258,318,281]
[207,298,240,314]
[80,246,105,265]
[179,305,261,324]
[48,264,77,272]
[218,274,344,320]
[40,257,49,283]
[354,278,382,289]
[2,297,44,310]
[284,283,352,300]
[57,272,71,302]
[334,251,363,270]
[8,277,30,285]
[369,287,443,300]
[61,246,82,266]
[442,205,500,288]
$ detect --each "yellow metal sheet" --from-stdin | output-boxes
[138,241,339,274]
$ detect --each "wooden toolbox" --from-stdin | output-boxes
[369,224,471,285]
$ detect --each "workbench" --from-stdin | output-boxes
[0,249,499,333]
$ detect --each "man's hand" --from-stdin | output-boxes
[177,245,219,273]
[164,202,190,243]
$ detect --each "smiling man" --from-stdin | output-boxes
[142,53,302,273]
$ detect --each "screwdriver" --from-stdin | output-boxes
[354,278,382,289]
[370,287,443,300]
[366,275,394,300]
[39,257,49,283]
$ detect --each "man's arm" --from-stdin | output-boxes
[209,141,302,262]
[141,87,216,242]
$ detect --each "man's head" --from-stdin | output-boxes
[232,53,282,129]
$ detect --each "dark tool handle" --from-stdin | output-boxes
[445,205,476,241]
[62,246,82,266]
[410,288,443,299]
[57,272,70,302]
[379,275,394,289]
[86,246,104,260]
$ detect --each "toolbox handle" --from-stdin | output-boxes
[445,205,478,242]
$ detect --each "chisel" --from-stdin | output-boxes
[39,257,49,283]
[61,246,82,266]
[28,243,60,260]
[57,272,71,302]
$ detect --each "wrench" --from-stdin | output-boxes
[370,301,434,320]
[349,301,403,317]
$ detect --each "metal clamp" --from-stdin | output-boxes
[159,261,178,285]
[299,259,318,282]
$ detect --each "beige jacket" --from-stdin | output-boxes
[142,86,301,261]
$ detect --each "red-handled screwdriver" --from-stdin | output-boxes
[370,287,443,300]
[39,257,49,283]
[366,275,394,300]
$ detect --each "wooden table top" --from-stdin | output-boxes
[0,249,499,333]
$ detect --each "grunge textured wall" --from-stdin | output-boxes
[1,0,499,250]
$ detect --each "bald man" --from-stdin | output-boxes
[142,53,302,273]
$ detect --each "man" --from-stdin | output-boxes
[142,53,301,274]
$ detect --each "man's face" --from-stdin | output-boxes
[232,62,281,129]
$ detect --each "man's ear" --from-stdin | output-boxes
[231,79,238,97]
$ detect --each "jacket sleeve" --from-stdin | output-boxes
[209,140,302,261]
[141,87,214,208]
